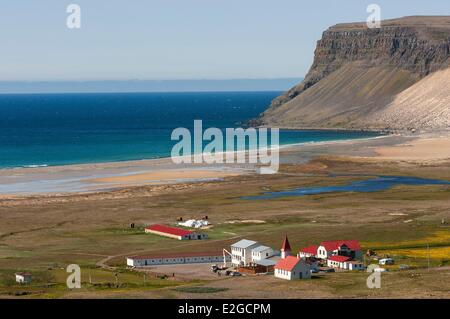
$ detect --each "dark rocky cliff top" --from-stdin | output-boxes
[331,16,450,31]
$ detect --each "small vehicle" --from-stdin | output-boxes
[379,258,395,265]
[210,265,219,272]
[229,271,242,276]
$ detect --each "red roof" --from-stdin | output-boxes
[281,235,292,251]
[328,255,351,262]
[299,245,318,255]
[275,256,302,271]
[320,240,361,251]
[145,224,193,237]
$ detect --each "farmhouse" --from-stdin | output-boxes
[327,256,366,270]
[274,256,311,280]
[327,255,351,269]
[230,239,261,266]
[127,252,230,267]
[316,240,362,260]
[15,272,32,284]
[298,245,318,258]
[144,224,207,240]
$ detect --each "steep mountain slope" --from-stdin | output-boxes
[367,67,450,130]
[259,16,450,130]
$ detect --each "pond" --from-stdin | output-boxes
[241,176,450,200]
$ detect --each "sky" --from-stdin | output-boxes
[1,0,449,81]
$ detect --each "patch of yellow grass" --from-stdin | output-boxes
[364,231,450,250]
[382,246,450,260]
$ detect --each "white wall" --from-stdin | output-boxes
[274,269,292,280]
[317,246,330,259]
[347,262,365,270]
[128,255,229,267]
[231,243,260,266]
[252,247,274,261]
[274,261,311,280]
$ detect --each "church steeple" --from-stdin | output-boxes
[281,235,292,259]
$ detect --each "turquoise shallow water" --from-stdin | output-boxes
[0,92,381,169]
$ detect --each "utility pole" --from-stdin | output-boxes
[427,243,430,272]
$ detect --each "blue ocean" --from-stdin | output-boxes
[0,92,380,169]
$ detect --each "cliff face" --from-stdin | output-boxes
[260,16,450,130]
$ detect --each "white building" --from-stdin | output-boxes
[327,255,351,269]
[327,256,366,270]
[344,261,366,271]
[251,245,274,262]
[230,239,261,266]
[127,252,230,267]
[177,219,209,229]
[274,256,311,280]
[15,272,32,284]
[298,245,318,258]
[317,240,362,260]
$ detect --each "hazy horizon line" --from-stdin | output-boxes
[0,78,303,94]
[0,77,302,82]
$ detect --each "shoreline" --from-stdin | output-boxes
[0,131,449,196]
[0,132,390,174]
[0,129,383,172]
